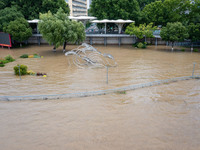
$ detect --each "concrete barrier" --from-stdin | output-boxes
[0,75,199,101]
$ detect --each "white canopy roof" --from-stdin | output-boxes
[28,19,40,23]
[27,16,97,24]
[92,19,134,24]
[69,16,97,20]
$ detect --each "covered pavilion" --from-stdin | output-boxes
[68,16,97,26]
[91,19,134,34]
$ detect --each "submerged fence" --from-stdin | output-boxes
[0,75,199,101]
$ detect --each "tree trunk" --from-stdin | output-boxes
[63,41,67,52]
[53,46,56,52]
[171,42,174,51]
[20,43,22,47]
[191,42,193,52]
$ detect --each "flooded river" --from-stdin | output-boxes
[0,45,200,149]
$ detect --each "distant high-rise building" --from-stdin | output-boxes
[66,0,87,16]
[88,0,92,8]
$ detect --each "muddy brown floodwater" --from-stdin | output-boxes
[0,45,200,150]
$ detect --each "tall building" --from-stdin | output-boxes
[87,0,92,8]
[66,0,88,16]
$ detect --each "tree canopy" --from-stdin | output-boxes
[160,22,189,50]
[125,22,157,39]
[188,0,200,24]
[3,18,32,46]
[89,0,141,24]
[0,7,24,31]
[187,23,200,42]
[0,0,70,20]
[38,8,85,50]
[137,0,160,10]
[142,0,191,26]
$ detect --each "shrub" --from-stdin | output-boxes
[181,49,185,51]
[4,55,15,62]
[20,54,28,58]
[193,49,199,52]
[33,54,40,58]
[13,64,27,75]
[0,64,5,67]
[2,60,9,64]
[137,42,144,48]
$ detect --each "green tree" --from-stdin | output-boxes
[0,7,24,31]
[63,21,86,51]
[125,22,157,42]
[187,23,200,51]
[1,0,70,20]
[142,1,165,25]
[142,0,191,26]
[39,11,65,50]
[137,0,159,10]
[188,0,200,24]
[89,0,141,25]
[160,22,189,51]
[3,18,32,47]
[39,8,85,51]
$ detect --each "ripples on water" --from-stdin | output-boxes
[0,45,200,150]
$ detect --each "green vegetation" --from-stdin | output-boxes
[20,54,29,58]
[193,49,199,52]
[0,7,24,31]
[160,22,189,50]
[39,8,85,50]
[3,18,32,47]
[0,0,69,20]
[0,55,15,67]
[89,0,141,25]
[187,23,200,50]
[14,64,28,75]
[20,54,41,58]
[137,42,147,49]
[0,0,70,47]
[125,22,156,48]
[142,0,191,26]
[181,49,185,52]
[116,91,127,94]
[5,55,15,62]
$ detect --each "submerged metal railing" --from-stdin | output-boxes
[0,75,199,101]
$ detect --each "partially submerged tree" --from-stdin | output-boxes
[38,11,65,50]
[3,18,32,47]
[63,20,86,51]
[160,22,189,51]
[39,8,85,51]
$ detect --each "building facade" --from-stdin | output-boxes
[88,0,92,8]
[66,0,88,16]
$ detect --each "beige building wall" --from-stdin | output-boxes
[66,0,88,16]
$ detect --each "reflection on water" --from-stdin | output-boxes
[0,45,200,150]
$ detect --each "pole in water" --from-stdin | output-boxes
[106,66,108,84]
[18,65,21,80]
[192,62,196,77]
